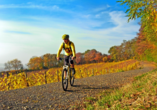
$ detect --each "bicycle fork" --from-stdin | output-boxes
[63,65,69,79]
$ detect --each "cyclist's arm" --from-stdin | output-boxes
[57,43,63,58]
[71,42,76,58]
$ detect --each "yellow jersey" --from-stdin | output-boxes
[57,41,76,58]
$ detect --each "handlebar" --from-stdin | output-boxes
[59,58,62,61]
[58,56,76,61]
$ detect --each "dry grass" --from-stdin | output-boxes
[71,68,157,110]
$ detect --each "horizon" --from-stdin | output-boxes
[0,50,107,71]
[0,0,140,65]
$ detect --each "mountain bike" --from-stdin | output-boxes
[59,56,75,91]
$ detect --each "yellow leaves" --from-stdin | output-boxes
[153,9,156,14]
[102,56,108,62]
[0,59,140,91]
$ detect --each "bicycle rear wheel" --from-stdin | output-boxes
[62,69,68,91]
[70,68,75,86]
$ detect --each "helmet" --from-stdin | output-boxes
[62,34,69,40]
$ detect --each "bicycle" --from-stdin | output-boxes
[59,56,75,91]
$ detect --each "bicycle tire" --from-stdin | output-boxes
[62,69,68,91]
[70,68,75,86]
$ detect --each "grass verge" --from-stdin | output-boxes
[71,68,157,110]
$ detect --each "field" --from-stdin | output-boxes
[0,59,140,91]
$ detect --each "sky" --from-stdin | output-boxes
[0,0,141,69]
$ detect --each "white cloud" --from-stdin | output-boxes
[0,4,60,10]
[108,11,140,33]
[0,4,75,14]
[95,11,109,18]
[93,5,111,12]
[0,11,140,64]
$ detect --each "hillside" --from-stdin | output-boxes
[0,61,155,109]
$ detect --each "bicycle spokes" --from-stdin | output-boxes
[62,70,68,91]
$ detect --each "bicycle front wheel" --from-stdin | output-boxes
[70,68,75,86]
[62,69,68,91]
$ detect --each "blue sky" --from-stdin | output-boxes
[0,0,140,67]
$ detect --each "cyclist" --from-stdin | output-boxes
[57,34,76,75]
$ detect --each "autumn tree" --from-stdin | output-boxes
[102,56,108,62]
[89,49,97,62]
[27,57,43,70]
[94,52,102,63]
[108,38,137,61]
[108,46,119,61]
[42,53,54,68]
[107,55,112,62]
[84,49,104,63]
[84,49,97,63]
[76,53,82,64]
[84,49,90,54]
[84,51,90,63]
[10,59,23,70]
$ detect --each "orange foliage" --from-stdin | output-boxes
[76,53,82,64]
[27,57,43,70]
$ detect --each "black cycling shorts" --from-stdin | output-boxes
[65,55,73,65]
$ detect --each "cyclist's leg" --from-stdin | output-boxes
[65,55,69,65]
[70,55,75,75]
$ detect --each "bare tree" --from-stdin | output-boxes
[10,59,23,70]
[4,61,12,71]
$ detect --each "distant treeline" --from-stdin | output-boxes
[1,50,111,73]
[108,38,137,62]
